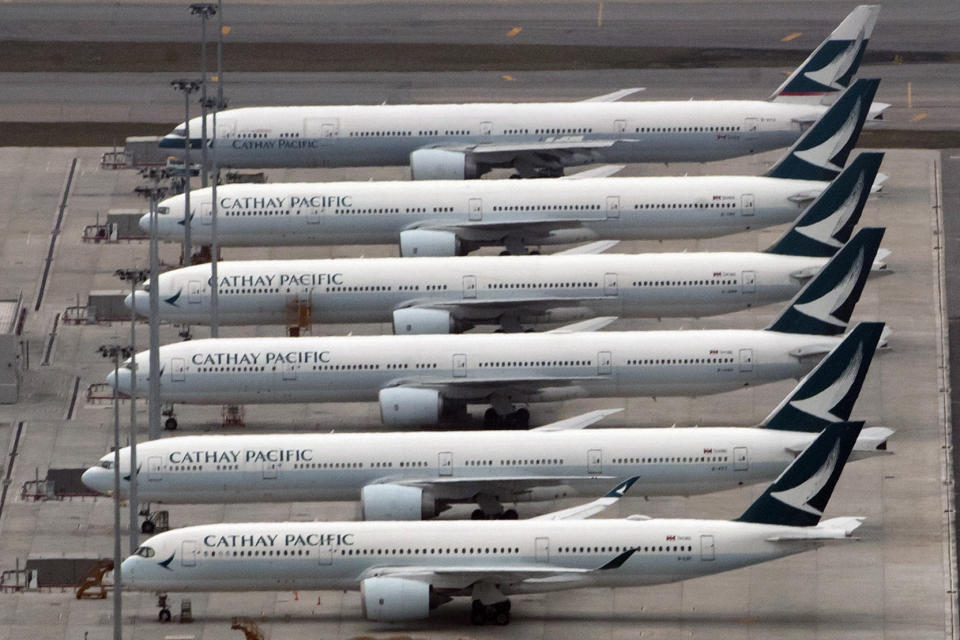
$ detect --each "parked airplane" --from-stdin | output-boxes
[157,7,882,178]
[128,154,886,333]
[121,421,866,625]
[84,323,888,530]
[107,229,882,429]
[148,80,880,255]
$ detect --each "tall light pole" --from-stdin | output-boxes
[191,3,216,190]
[115,268,148,553]
[216,0,225,111]
[202,96,220,337]
[171,79,200,267]
[134,173,166,441]
[97,343,134,640]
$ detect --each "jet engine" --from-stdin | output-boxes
[392,308,458,335]
[361,577,432,621]
[361,484,438,520]
[409,148,481,180]
[379,387,443,426]
[399,229,463,257]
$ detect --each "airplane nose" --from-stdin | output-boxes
[138,213,150,233]
[81,467,111,495]
[106,367,131,395]
[120,557,137,585]
[124,291,150,316]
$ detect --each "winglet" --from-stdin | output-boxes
[737,421,863,527]
[765,227,883,335]
[533,476,639,521]
[597,547,638,571]
[761,321,884,431]
[764,78,879,181]
[770,5,880,103]
[765,152,883,257]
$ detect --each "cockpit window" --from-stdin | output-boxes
[99,460,113,470]
[173,127,187,137]
[135,545,156,558]
[158,206,170,216]
[120,358,133,370]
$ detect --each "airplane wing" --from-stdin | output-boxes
[554,240,620,254]
[360,548,638,590]
[560,165,626,179]
[580,88,645,102]
[466,137,637,156]
[391,474,619,501]
[547,316,618,332]
[532,408,623,431]
[388,374,597,401]
[404,296,610,323]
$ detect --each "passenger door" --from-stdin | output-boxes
[741,271,756,294]
[462,275,477,299]
[438,451,453,476]
[535,537,550,563]
[587,449,603,474]
[468,198,483,221]
[452,353,467,378]
[740,193,755,216]
[147,456,162,482]
[733,446,748,471]
[181,540,200,567]
[171,357,186,383]
[700,534,715,561]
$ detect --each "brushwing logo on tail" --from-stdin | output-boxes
[789,344,863,421]
[770,439,841,515]
[793,248,865,327]
[793,97,861,172]
[803,29,866,91]
[794,174,865,248]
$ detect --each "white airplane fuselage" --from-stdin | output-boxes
[139,253,825,328]
[120,518,833,594]
[162,101,819,171]
[110,331,838,407]
[85,427,878,506]
[150,175,823,248]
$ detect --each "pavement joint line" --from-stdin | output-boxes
[34,157,78,312]
[0,421,25,529]
[40,312,60,367]
[934,151,960,638]
[65,376,81,420]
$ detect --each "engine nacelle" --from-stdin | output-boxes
[361,577,431,621]
[379,387,443,426]
[361,483,437,520]
[399,229,462,257]
[409,148,480,180]
[393,308,456,335]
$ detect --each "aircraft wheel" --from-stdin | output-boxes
[164,417,178,431]
[471,509,486,520]
[483,408,499,429]
[141,519,156,534]
[471,601,487,625]
[494,609,510,625]
[513,408,530,429]
[502,509,519,520]
[158,608,172,623]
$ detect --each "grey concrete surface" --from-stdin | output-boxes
[0,143,948,638]
[0,1,955,51]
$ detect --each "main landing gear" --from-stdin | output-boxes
[470,493,519,520]
[162,404,177,430]
[471,583,511,625]
[483,407,530,429]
